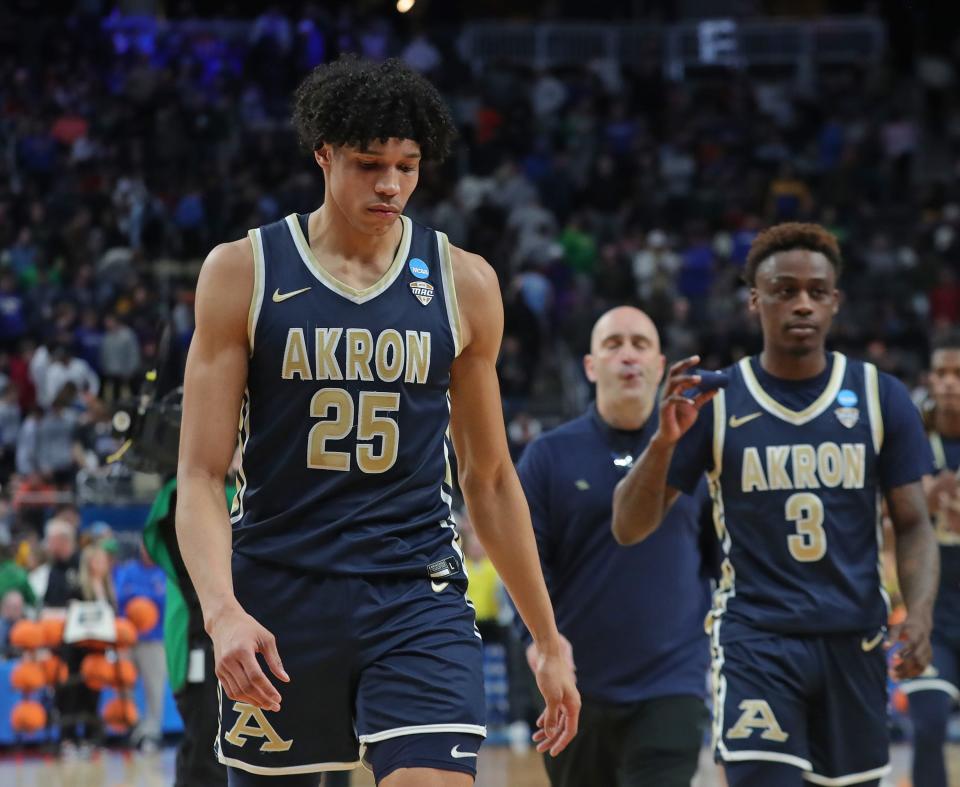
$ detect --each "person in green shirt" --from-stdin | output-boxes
[143,478,230,787]
[0,538,36,608]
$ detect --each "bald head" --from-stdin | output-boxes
[590,306,661,355]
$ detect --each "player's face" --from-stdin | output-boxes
[584,308,665,408]
[930,348,960,416]
[750,250,839,357]
[316,138,421,236]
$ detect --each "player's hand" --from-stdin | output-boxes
[207,602,290,712]
[890,614,933,680]
[655,355,716,447]
[530,641,580,757]
[525,633,574,675]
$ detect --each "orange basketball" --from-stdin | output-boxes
[10,661,45,693]
[110,659,138,689]
[124,597,159,634]
[40,655,68,686]
[9,620,43,651]
[80,653,114,690]
[40,617,65,648]
[10,700,46,733]
[889,605,907,627]
[102,697,138,732]
[892,688,909,714]
[114,618,138,648]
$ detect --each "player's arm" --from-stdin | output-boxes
[879,375,939,679]
[448,247,579,756]
[176,239,288,711]
[611,356,714,545]
[887,481,938,679]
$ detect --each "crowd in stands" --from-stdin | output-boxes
[0,0,954,761]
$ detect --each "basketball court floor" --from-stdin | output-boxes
[0,744,956,786]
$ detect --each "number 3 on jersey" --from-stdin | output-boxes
[785,492,826,562]
[308,388,399,474]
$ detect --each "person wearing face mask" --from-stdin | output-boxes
[516,306,713,787]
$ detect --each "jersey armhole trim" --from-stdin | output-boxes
[247,228,266,356]
[864,363,883,454]
[711,390,726,479]
[930,432,946,470]
[437,232,463,357]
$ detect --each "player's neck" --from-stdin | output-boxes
[759,347,827,381]
[311,204,402,267]
[934,411,960,439]
[596,395,654,431]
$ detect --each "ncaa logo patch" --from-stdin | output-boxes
[837,389,858,407]
[409,258,430,279]
[409,280,434,306]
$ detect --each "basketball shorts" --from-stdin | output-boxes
[215,552,486,777]
[710,620,890,785]
[900,631,960,702]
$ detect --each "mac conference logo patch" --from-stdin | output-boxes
[409,280,434,306]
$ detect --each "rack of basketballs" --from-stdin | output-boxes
[7,596,160,742]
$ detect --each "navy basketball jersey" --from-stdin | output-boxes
[230,213,464,577]
[703,353,889,635]
[930,432,960,638]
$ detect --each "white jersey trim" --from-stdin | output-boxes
[358,723,487,744]
[900,678,960,699]
[285,213,412,304]
[217,754,360,775]
[247,228,266,356]
[436,231,463,357]
[803,763,891,785]
[719,749,812,771]
[863,363,884,454]
[738,352,847,426]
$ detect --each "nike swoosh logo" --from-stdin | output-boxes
[728,412,763,429]
[431,581,449,593]
[861,630,885,652]
[272,287,311,303]
[451,745,478,759]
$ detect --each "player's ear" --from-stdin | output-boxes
[656,353,666,385]
[748,287,759,313]
[583,353,597,383]
[314,145,333,170]
[831,288,841,315]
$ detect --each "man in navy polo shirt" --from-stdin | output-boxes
[517,306,712,787]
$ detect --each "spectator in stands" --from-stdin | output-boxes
[34,341,99,409]
[58,544,117,758]
[29,517,80,608]
[0,383,22,481]
[0,589,26,656]
[114,540,166,753]
[16,383,83,488]
[0,534,36,610]
[99,314,141,404]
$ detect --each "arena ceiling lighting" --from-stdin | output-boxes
[396,0,415,12]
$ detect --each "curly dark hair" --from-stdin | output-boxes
[291,55,457,162]
[744,222,843,286]
[932,330,960,353]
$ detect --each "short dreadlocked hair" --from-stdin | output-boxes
[292,55,457,163]
[744,222,843,286]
